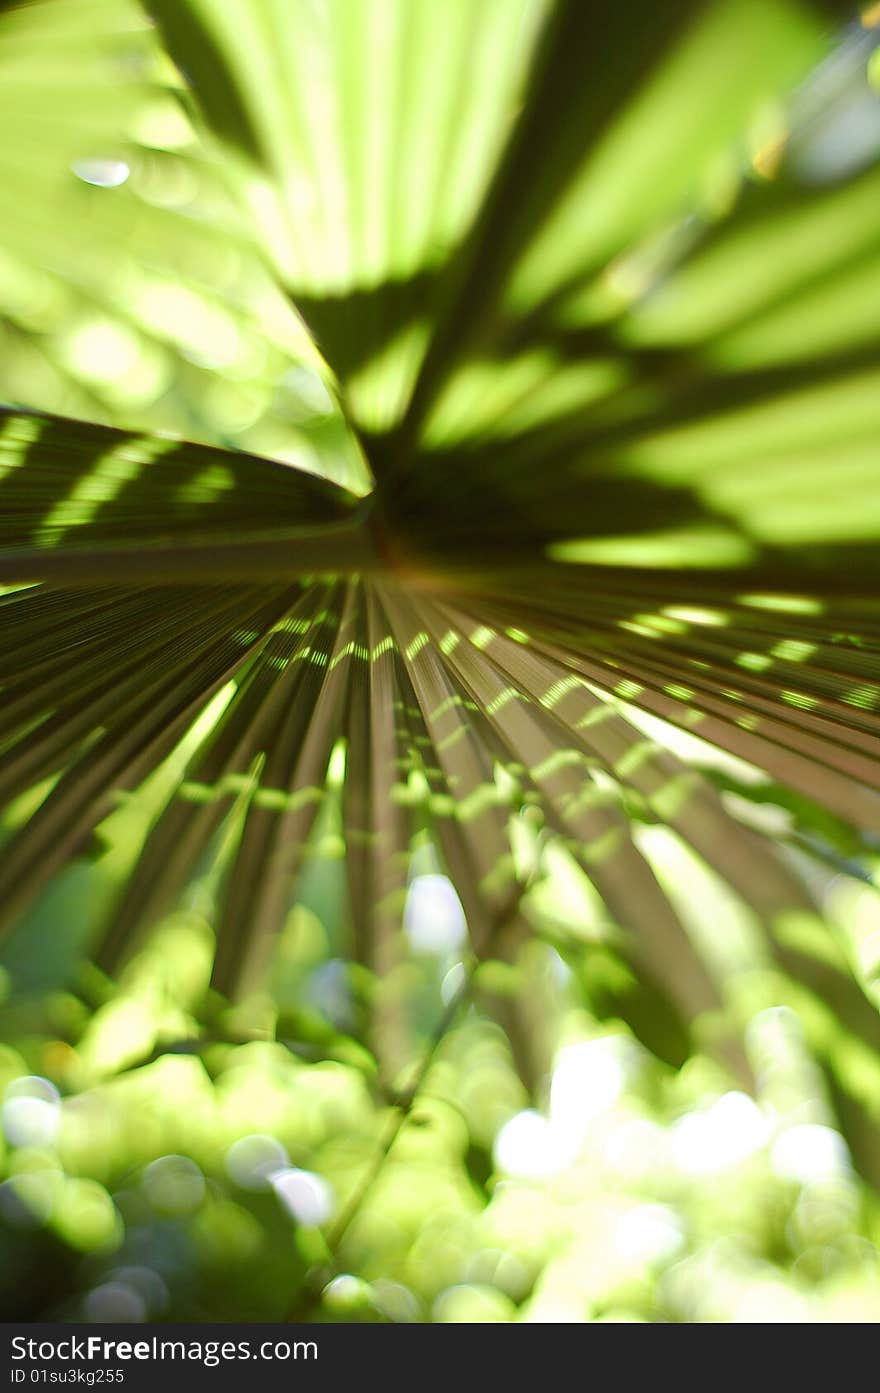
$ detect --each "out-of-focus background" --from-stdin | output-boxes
[2,0,880,1323]
[3,909,880,1324]
[3,762,880,1322]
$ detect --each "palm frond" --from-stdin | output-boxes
[0,0,368,487]
[0,407,369,583]
[2,0,880,1177]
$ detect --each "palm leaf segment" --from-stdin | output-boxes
[2,0,880,1139]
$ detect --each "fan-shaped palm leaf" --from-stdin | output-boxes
[2,0,880,1171]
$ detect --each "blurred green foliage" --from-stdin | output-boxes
[3,811,880,1322]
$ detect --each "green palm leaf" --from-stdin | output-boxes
[2,0,880,1180]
